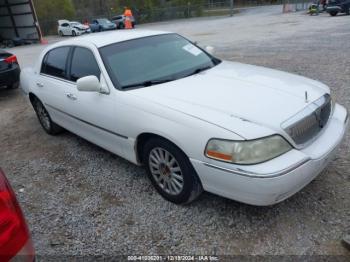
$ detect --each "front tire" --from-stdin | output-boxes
[143,138,203,204]
[330,11,338,16]
[32,98,63,135]
[72,30,76,36]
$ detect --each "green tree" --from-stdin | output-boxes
[33,0,75,21]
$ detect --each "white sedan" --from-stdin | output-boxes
[58,20,90,37]
[20,30,348,205]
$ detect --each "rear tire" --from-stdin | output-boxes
[32,98,63,135]
[7,82,19,89]
[330,11,338,16]
[59,31,63,37]
[143,137,203,204]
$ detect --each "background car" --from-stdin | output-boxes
[327,0,350,16]
[0,168,35,261]
[0,50,20,89]
[58,20,91,37]
[90,18,117,32]
[111,15,136,29]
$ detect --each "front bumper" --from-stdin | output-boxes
[326,6,342,12]
[103,26,116,31]
[0,64,20,87]
[191,104,348,206]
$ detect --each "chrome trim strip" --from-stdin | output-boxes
[40,73,76,85]
[45,104,128,139]
[193,158,310,179]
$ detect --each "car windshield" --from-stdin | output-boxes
[99,34,219,89]
[97,19,110,24]
[70,22,80,26]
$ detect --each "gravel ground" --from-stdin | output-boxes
[0,6,349,257]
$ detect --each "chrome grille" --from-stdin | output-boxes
[282,94,332,146]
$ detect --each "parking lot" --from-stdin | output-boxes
[1,5,349,257]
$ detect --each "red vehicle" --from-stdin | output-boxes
[0,168,34,261]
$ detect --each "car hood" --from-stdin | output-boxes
[72,24,85,29]
[129,61,329,139]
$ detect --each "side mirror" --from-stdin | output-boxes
[77,75,101,92]
[205,46,215,55]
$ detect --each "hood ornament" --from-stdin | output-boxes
[305,91,309,103]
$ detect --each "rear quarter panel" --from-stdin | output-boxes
[20,68,35,95]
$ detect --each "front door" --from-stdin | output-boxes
[61,46,127,157]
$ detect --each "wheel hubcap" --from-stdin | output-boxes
[149,147,184,196]
[36,103,51,130]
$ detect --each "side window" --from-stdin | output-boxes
[70,47,101,82]
[41,47,70,79]
[61,23,69,27]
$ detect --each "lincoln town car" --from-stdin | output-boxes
[20,31,348,205]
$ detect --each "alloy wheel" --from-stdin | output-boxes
[149,147,184,195]
[36,102,51,130]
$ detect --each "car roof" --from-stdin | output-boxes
[58,20,69,25]
[55,29,171,48]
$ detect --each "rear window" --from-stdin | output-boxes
[41,47,70,79]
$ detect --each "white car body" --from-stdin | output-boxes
[20,30,348,205]
[58,20,90,36]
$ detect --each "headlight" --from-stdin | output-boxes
[205,135,292,165]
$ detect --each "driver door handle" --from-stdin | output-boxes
[36,83,44,88]
[65,93,77,101]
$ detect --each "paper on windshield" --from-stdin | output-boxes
[182,44,203,56]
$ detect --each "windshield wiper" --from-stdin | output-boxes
[122,78,174,89]
[121,66,213,89]
[185,66,212,77]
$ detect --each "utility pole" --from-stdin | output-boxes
[99,0,104,15]
[230,0,234,17]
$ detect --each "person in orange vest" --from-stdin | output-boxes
[124,7,133,17]
[124,7,133,29]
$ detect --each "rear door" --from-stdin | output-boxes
[61,23,70,35]
[35,46,74,128]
